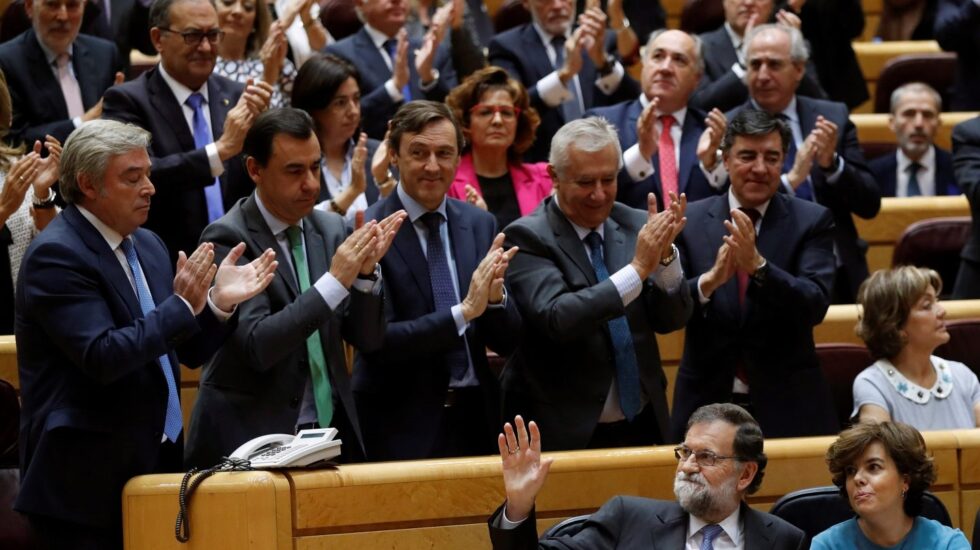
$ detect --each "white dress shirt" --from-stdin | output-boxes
[895,146,937,197]
[686,506,744,550]
[156,63,225,178]
[530,22,624,110]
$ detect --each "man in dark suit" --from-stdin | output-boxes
[14,119,276,549]
[356,101,522,461]
[102,0,273,264]
[935,0,980,111]
[0,0,124,146]
[952,116,980,298]
[489,0,639,162]
[735,23,880,303]
[325,0,458,140]
[502,117,692,452]
[869,82,959,197]
[671,109,838,440]
[185,109,407,468]
[488,404,805,549]
[587,29,727,211]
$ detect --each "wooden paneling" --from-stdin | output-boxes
[851,112,978,150]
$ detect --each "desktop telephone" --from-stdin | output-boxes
[229,428,342,468]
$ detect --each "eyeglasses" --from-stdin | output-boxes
[159,27,225,46]
[469,104,521,121]
[674,446,741,467]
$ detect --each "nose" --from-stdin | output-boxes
[142,177,156,197]
[913,112,925,127]
[678,454,700,474]
[490,110,504,124]
[937,302,947,318]
[423,152,441,171]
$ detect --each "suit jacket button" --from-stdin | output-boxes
[290,397,300,408]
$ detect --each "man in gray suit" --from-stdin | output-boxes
[501,117,691,452]
[184,108,406,467]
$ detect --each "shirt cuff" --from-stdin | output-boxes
[610,263,642,307]
[731,61,746,79]
[624,143,655,182]
[313,271,350,310]
[652,247,684,291]
[499,505,527,529]
[205,287,236,321]
[824,155,845,184]
[700,153,727,190]
[205,143,224,177]
[536,71,572,107]
[384,78,404,102]
[418,69,440,91]
[696,274,712,305]
[72,116,83,129]
[780,173,796,194]
[595,61,624,95]
[450,303,468,336]
[351,265,383,294]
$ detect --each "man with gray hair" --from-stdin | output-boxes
[488,404,805,548]
[14,119,277,548]
[502,116,692,452]
[869,82,959,197]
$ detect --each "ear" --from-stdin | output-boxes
[77,173,99,201]
[736,461,759,493]
[792,61,805,85]
[389,148,400,171]
[245,156,263,185]
[23,0,33,17]
[547,163,558,184]
[150,27,164,54]
[887,114,897,134]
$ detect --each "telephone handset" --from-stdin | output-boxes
[229,428,342,468]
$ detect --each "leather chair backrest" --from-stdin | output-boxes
[493,0,531,34]
[321,0,362,41]
[873,53,957,113]
[892,217,972,298]
[815,344,872,430]
[935,319,980,375]
[680,0,724,35]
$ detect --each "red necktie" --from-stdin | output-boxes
[658,115,678,208]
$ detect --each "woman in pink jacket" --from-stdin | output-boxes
[445,66,552,229]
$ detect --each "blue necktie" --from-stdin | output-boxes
[382,39,412,101]
[777,114,813,201]
[907,162,922,196]
[421,212,469,381]
[584,231,642,421]
[185,93,225,223]
[120,238,183,442]
[700,524,724,550]
[551,35,583,122]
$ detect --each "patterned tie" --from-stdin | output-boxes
[777,114,813,201]
[551,35,583,122]
[55,54,84,119]
[700,524,724,550]
[907,161,922,197]
[584,231,642,420]
[658,115,678,208]
[420,212,469,381]
[382,39,412,101]
[119,238,183,442]
[285,226,334,428]
[185,93,225,223]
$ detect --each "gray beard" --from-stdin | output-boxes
[673,471,738,520]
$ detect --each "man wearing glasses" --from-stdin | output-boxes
[0,0,125,146]
[103,0,273,265]
[489,403,805,549]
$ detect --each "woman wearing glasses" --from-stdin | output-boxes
[445,66,551,229]
[214,0,297,107]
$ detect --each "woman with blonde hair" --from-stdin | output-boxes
[215,0,297,107]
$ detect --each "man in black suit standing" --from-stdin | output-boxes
[587,29,728,211]
[102,0,273,263]
[488,0,639,162]
[0,0,124,146]
[869,82,959,198]
[488,404,805,549]
[952,116,980,298]
[502,117,691,452]
[185,109,407,468]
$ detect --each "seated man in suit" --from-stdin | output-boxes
[0,0,124,146]
[14,119,276,549]
[489,0,639,162]
[672,109,838,440]
[690,0,826,113]
[952,116,980,299]
[357,101,522,461]
[325,0,458,140]
[488,404,805,549]
[102,0,274,264]
[587,29,727,210]
[869,82,959,198]
[735,23,881,303]
[185,108,407,468]
[502,117,692,452]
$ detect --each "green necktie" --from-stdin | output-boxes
[285,225,333,428]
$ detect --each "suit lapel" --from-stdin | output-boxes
[742,502,774,548]
[242,195,300,296]
[146,68,197,152]
[25,31,69,119]
[357,28,393,86]
[522,25,553,81]
[649,505,688,549]
[603,214,629,273]
[625,100,642,149]
[678,112,701,194]
[385,194,435,306]
[304,217,329,282]
[546,199,597,285]
[72,38,100,108]
[207,77,234,143]
[882,154,898,197]
[63,206,141,318]
[447,200,477,298]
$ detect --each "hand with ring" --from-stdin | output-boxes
[498,415,553,523]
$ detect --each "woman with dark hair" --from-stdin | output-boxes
[215,0,297,107]
[852,266,980,429]
[445,66,551,229]
[291,53,391,223]
[812,422,969,548]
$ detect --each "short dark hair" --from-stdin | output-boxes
[721,109,791,155]
[243,108,316,166]
[291,53,361,130]
[149,0,215,31]
[687,403,768,495]
[856,266,944,360]
[387,100,464,154]
[826,422,936,517]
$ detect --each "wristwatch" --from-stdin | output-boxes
[612,17,631,33]
[750,257,769,284]
[598,54,616,77]
[660,244,678,266]
[31,187,56,209]
[328,200,347,217]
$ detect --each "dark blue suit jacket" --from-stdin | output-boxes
[326,27,458,140]
[14,205,233,527]
[102,67,252,264]
[672,192,838,440]
[868,146,959,197]
[936,0,980,110]
[489,24,640,162]
[355,192,521,460]
[0,29,122,145]
[586,99,725,210]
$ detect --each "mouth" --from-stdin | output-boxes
[852,491,873,502]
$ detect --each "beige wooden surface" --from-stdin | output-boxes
[852,112,977,150]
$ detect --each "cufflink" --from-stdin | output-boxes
[223,98,230,106]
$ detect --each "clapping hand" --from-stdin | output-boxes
[211,243,278,312]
